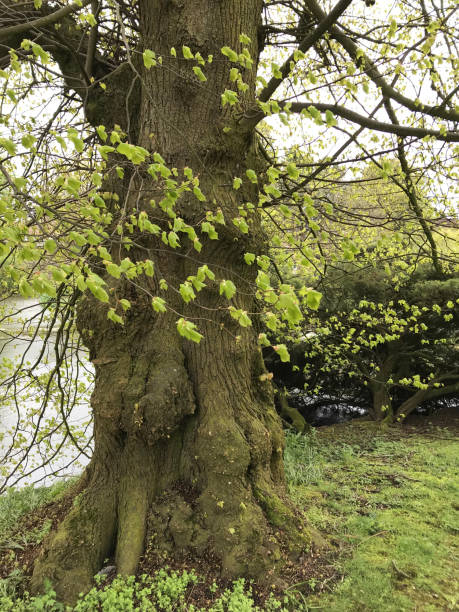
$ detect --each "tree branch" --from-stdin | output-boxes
[396,378,459,420]
[245,101,459,142]
[303,0,459,124]
[258,0,354,103]
[0,0,92,38]
[383,98,443,275]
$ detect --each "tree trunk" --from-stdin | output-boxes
[370,383,392,421]
[31,0,310,603]
[368,354,396,421]
[395,380,459,422]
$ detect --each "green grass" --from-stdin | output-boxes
[0,480,71,551]
[290,422,459,611]
[0,423,457,610]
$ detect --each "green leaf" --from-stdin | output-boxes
[19,278,34,298]
[106,262,121,279]
[198,264,215,281]
[238,311,252,327]
[76,275,87,291]
[182,46,194,59]
[201,221,218,240]
[230,67,240,82]
[98,145,115,160]
[177,318,203,343]
[21,134,36,149]
[67,130,84,153]
[13,176,27,191]
[0,138,16,156]
[244,252,255,265]
[119,299,131,311]
[306,289,322,310]
[88,283,109,303]
[168,231,180,248]
[152,297,167,312]
[193,186,206,201]
[108,308,124,325]
[233,177,242,190]
[44,239,57,254]
[221,89,239,106]
[246,169,257,183]
[325,109,337,126]
[232,217,249,233]
[91,172,102,187]
[277,292,303,324]
[96,125,108,141]
[144,259,154,277]
[219,279,236,299]
[274,344,290,362]
[69,231,87,247]
[51,268,66,283]
[143,49,156,69]
[221,46,239,62]
[256,270,271,291]
[180,282,196,303]
[286,163,299,179]
[192,66,207,82]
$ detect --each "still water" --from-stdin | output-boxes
[0,297,93,490]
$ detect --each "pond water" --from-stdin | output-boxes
[0,297,93,490]
[288,388,368,426]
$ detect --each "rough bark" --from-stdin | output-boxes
[31,0,311,603]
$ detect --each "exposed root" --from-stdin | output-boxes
[116,479,148,576]
[31,482,117,604]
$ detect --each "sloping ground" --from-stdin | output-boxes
[0,414,457,610]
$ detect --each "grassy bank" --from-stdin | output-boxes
[1,419,457,610]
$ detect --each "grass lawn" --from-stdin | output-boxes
[0,418,457,610]
[287,420,458,611]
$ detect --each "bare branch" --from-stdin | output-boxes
[258,0,354,103]
[303,0,459,124]
[0,0,92,38]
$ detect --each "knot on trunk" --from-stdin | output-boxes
[131,364,195,442]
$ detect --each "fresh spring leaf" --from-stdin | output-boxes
[177,318,203,343]
[219,279,236,299]
[273,344,290,362]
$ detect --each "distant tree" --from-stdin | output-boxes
[299,262,459,422]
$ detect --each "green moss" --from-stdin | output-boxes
[254,487,312,556]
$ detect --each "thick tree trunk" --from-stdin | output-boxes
[31,0,311,603]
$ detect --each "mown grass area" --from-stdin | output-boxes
[0,420,457,610]
[287,421,459,611]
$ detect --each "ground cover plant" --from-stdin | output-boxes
[1,415,457,610]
